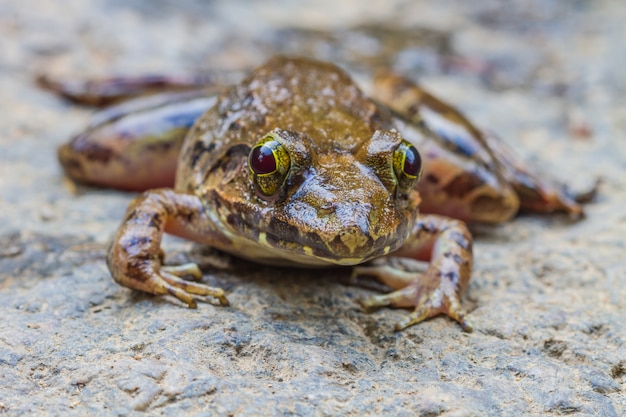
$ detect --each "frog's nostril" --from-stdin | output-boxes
[338,224,370,254]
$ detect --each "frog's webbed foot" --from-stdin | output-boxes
[354,265,472,332]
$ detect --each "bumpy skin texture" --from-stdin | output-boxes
[103,56,475,330]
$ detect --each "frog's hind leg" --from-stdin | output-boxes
[57,92,217,191]
[37,73,228,106]
[480,130,585,218]
[354,215,473,332]
[372,71,585,219]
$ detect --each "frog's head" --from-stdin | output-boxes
[207,128,422,266]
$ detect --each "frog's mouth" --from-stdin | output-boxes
[252,215,410,267]
[203,190,410,268]
[210,188,419,267]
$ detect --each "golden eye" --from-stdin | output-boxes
[393,140,422,192]
[248,133,291,196]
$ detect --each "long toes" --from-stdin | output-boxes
[359,294,390,311]
[352,265,418,290]
[161,263,203,281]
[358,282,472,331]
[358,283,420,311]
[361,284,420,310]
[394,307,430,331]
[160,271,229,306]
[393,304,472,332]
[447,309,473,332]
[164,283,198,308]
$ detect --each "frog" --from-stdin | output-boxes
[45,56,586,331]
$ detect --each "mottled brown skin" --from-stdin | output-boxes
[106,56,475,330]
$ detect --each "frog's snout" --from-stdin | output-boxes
[336,223,371,255]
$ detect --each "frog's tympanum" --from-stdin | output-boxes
[50,56,585,331]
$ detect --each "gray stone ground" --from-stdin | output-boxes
[0,1,624,416]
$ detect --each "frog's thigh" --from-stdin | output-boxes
[107,188,229,307]
[355,214,473,331]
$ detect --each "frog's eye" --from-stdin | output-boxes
[248,133,291,196]
[393,140,422,191]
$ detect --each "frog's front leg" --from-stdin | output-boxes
[107,188,229,307]
[354,215,473,331]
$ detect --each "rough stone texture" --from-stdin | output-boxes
[0,1,624,416]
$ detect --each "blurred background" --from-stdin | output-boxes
[0,1,624,416]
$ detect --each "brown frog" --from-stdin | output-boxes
[49,56,585,331]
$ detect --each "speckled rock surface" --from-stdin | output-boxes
[0,1,624,416]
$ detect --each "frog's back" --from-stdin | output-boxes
[176,56,389,192]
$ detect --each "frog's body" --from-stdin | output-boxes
[176,58,423,267]
[51,56,583,331]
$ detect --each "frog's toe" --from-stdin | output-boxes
[352,264,419,290]
[359,281,472,332]
[159,270,230,307]
[394,303,473,332]
[161,263,203,281]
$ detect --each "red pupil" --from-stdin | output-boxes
[403,146,421,176]
[251,145,276,174]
